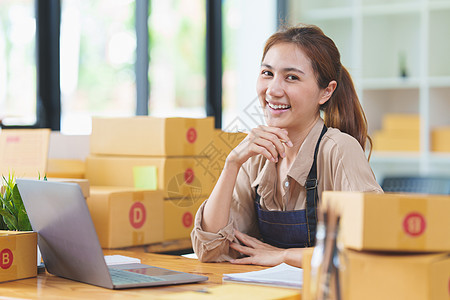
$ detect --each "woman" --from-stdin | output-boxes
[191,24,383,268]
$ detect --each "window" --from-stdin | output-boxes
[221,0,277,131]
[148,0,206,118]
[0,0,36,126]
[60,0,136,134]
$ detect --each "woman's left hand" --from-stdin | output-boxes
[229,230,286,266]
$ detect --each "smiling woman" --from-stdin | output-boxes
[191,24,383,268]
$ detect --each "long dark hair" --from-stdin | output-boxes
[262,24,371,153]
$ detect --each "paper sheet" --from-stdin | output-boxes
[223,263,303,288]
[104,255,141,266]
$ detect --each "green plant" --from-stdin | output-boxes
[0,174,32,231]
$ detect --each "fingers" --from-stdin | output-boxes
[234,230,264,248]
[248,126,293,162]
[230,256,255,265]
[234,230,279,251]
[227,125,293,166]
[230,242,254,256]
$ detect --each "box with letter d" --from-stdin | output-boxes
[164,198,205,241]
[0,231,37,282]
[87,187,163,249]
[322,191,450,252]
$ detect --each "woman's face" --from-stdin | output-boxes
[256,42,329,131]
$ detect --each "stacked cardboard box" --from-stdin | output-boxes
[373,114,420,151]
[0,129,51,178]
[46,132,90,179]
[431,126,450,152]
[0,231,37,283]
[85,117,220,247]
[311,192,450,300]
[87,186,164,248]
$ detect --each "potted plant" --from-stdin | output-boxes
[0,174,38,282]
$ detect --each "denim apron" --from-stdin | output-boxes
[254,125,327,248]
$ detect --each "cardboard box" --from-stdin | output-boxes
[373,114,421,152]
[382,114,420,131]
[0,129,50,178]
[432,127,450,152]
[300,248,314,300]
[373,131,420,152]
[213,130,247,155]
[0,231,37,282]
[90,117,214,156]
[163,198,205,241]
[85,155,213,199]
[322,192,450,252]
[191,130,248,185]
[341,250,450,300]
[87,186,164,248]
[46,159,85,179]
[45,178,90,198]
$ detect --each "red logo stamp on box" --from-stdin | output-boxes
[186,128,197,144]
[182,212,193,228]
[403,212,426,237]
[129,202,146,229]
[6,136,20,143]
[0,249,13,269]
[184,168,194,184]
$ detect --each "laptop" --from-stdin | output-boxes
[16,179,208,289]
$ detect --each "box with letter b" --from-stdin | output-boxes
[0,231,37,282]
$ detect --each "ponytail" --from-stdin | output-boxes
[321,66,372,154]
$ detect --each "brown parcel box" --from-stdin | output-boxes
[45,178,90,198]
[322,191,450,252]
[163,198,205,241]
[90,117,214,157]
[192,130,247,183]
[85,155,213,199]
[432,127,450,152]
[341,250,450,300]
[0,231,37,282]
[87,187,163,249]
[0,129,50,178]
[46,159,85,179]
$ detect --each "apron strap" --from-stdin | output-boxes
[305,124,328,246]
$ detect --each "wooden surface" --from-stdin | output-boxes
[0,249,300,299]
[118,238,193,254]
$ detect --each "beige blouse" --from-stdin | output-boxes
[191,118,383,262]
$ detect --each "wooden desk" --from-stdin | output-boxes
[0,250,299,299]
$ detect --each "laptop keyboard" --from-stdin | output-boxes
[109,268,165,285]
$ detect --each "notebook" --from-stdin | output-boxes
[16,179,208,289]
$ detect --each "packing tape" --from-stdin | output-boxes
[132,231,145,246]
[0,234,17,281]
[132,191,144,202]
[397,197,428,250]
[184,118,197,154]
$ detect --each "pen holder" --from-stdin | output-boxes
[309,205,342,300]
